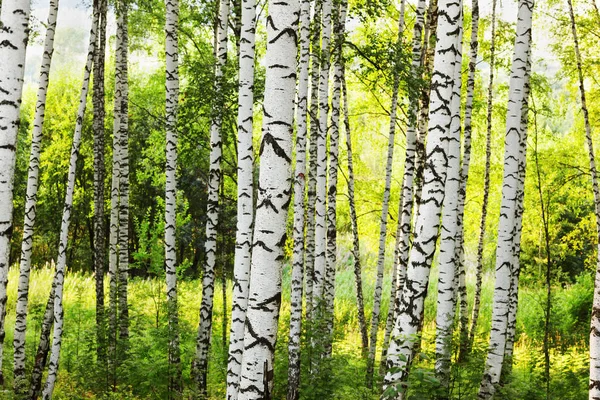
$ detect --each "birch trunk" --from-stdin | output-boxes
[478,1,533,397]
[434,8,463,389]
[455,0,480,362]
[565,0,600,397]
[383,0,463,395]
[227,0,257,395]
[30,277,56,400]
[286,0,310,396]
[237,0,298,396]
[92,0,108,363]
[195,0,230,390]
[468,0,496,350]
[165,0,182,393]
[41,3,99,396]
[0,0,31,383]
[13,0,59,391]
[341,68,369,357]
[305,0,322,315]
[380,0,427,372]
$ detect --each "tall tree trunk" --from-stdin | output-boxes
[92,0,108,365]
[0,0,32,384]
[237,0,298,397]
[341,68,369,358]
[287,0,310,396]
[455,0,480,363]
[467,0,497,350]
[195,0,230,391]
[164,0,182,394]
[30,277,56,400]
[117,1,130,346]
[567,0,600,396]
[227,0,257,395]
[41,2,100,396]
[305,0,322,316]
[13,0,59,392]
[380,0,427,373]
[478,1,534,397]
[434,8,464,391]
[382,0,463,396]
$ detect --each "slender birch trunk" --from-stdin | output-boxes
[12,0,59,392]
[565,0,600,397]
[195,0,230,390]
[305,0,322,315]
[0,0,31,384]
[468,0,496,349]
[237,0,298,397]
[30,277,56,400]
[287,0,310,396]
[92,0,108,363]
[434,8,464,390]
[117,2,130,345]
[312,0,332,309]
[227,0,257,395]
[165,0,182,394]
[41,3,99,396]
[455,0,480,363]
[380,0,427,372]
[478,1,534,397]
[383,0,463,395]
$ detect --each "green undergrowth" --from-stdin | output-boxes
[0,258,591,399]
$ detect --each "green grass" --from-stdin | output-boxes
[0,253,591,399]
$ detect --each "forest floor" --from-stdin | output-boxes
[0,260,591,399]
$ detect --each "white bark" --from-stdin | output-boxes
[287,0,310,396]
[0,0,31,383]
[41,4,99,397]
[383,0,463,394]
[478,1,533,397]
[227,0,257,396]
[237,0,298,397]
[196,0,230,389]
[13,0,58,390]
[434,8,463,389]
[165,0,182,393]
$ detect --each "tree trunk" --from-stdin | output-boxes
[383,0,463,395]
[165,0,182,394]
[0,0,32,384]
[455,0,480,363]
[434,8,464,391]
[478,1,533,397]
[92,0,108,367]
[41,2,100,396]
[341,68,369,358]
[227,0,257,395]
[380,0,427,373]
[30,277,56,400]
[237,0,298,397]
[287,0,310,396]
[12,0,59,392]
[195,0,230,391]
[467,0,496,351]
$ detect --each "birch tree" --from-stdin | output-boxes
[237,0,299,397]
[468,0,497,349]
[195,0,230,390]
[478,1,534,397]
[30,277,56,400]
[287,0,310,396]
[0,0,31,383]
[383,0,463,395]
[564,0,600,396]
[164,0,182,393]
[227,0,257,394]
[12,0,59,391]
[41,2,99,396]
